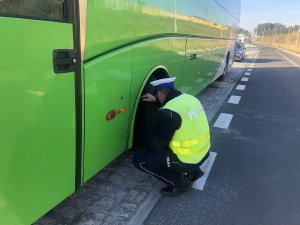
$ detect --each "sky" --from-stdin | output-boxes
[241,0,300,32]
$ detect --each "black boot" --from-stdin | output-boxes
[187,168,204,182]
[161,177,192,196]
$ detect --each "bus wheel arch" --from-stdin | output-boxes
[217,52,230,81]
[128,66,169,149]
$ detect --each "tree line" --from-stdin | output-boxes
[254,23,300,37]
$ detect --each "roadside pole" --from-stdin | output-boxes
[296,28,300,46]
[272,24,278,44]
[286,27,291,44]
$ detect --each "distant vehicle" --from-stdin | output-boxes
[235,41,245,61]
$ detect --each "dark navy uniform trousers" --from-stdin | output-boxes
[132,148,209,188]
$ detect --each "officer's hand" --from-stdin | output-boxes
[141,93,156,102]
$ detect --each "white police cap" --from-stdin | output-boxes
[150,77,176,90]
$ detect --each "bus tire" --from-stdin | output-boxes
[133,76,159,148]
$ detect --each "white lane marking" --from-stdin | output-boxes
[250,63,255,66]
[244,72,251,76]
[249,65,254,68]
[236,84,246,90]
[213,113,233,129]
[228,95,241,104]
[275,50,299,68]
[241,77,249,82]
[247,69,253,71]
[193,152,217,191]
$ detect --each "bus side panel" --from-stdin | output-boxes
[85,1,174,60]
[131,38,186,105]
[83,48,132,182]
[182,38,226,95]
[213,39,234,80]
[207,39,227,82]
[0,18,75,225]
[84,1,227,61]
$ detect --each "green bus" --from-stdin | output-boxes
[0,0,240,224]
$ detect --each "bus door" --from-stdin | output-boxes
[0,1,78,224]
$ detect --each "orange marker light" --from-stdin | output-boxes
[117,107,126,114]
[106,110,116,121]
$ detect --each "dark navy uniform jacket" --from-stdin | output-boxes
[146,88,183,153]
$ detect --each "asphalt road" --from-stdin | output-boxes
[144,45,300,225]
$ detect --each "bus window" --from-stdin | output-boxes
[0,0,67,22]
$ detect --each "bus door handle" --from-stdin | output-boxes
[53,49,77,73]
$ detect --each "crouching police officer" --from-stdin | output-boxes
[132,77,210,196]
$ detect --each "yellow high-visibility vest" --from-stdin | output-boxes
[163,94,210,163]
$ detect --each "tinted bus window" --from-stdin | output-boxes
[0,0,66,21]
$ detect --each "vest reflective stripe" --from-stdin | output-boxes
[172,141,210,155]
[170,131,210,148]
